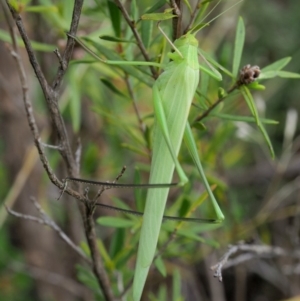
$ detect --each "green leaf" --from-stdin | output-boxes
[211,113,278,125]
[99,35,135,43]
[107,0,121,37]
[24,5,57,12]
[232,17,245,78]
[141,8,177,21]
[157,285,167,301]
[38,0,69,30]
[240,85,259,124]
[218,87,226,98]
[182,0,192,13]
[247,82,266,90]
[109,228,125,259]
[121,143,149,157]
[154,256,167,277]
[141,20,153,49]
[172,269,181,301]
[97,216,134,228]
[144,0,167,14]
[199,64,222,81]
[192,122,207,131]
[241,86,275,158]
[82,37,154,86]
[76,265,102,297]
[100,77,127,98]
[68,72,81,132]
[258,122,275,158]
[261,57,291,72]
[260,70,300,80]
[198,49,233,78]
[131,0,139,20]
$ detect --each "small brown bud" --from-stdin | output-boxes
[238,64,260,85]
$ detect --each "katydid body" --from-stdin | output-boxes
[69,31,225,301]
[132,33,224,301]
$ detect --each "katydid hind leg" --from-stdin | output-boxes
[184,123,224,221]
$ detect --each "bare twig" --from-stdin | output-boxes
[5,198,90,263]
[193,83,238,124]
[52,0,84,91]
[210,242,299,281]
[4,2,116,300]
[6,1,78,176]
[85,213,114,300]
[170,0,182,39]
[53,48,65,71]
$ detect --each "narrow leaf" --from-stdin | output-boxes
[211,113,278,124]
[199,48,233,78]
[24,5,57,12]
[141,20,153,49]
[97,216,134,228]
[109,228,125,259]
[100,78,127,98]
[82,37,154,86]
[258,123,275,158]
[261,57,291,72]
[141,10,177,21]
[107,0,121,37]
[240,85,259,124]
[99,35,135,43]
[144,0,167,14]
[232,17,245,78]
[259,70,300,80]
[172,269,181,301]
[182,0,192,13]
[154,256,167,277]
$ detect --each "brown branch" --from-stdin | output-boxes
[170,0,182,39]
[6,0,82,175]
[4,2,116,300]
[85,213,115,301]
[3,8,81,201]
[52,0,84,91]
[113,0,158,79]
[193,83,238,124]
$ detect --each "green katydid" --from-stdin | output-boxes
[66,4,248,300]
[69,29,224,300]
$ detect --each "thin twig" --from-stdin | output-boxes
[5,198,90,263]
[52,0,84,91]
[6,0,79,177]
[170,0,182,39]
[193,83,238,124]
[5,3,116,300]
[210,242,293,281]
